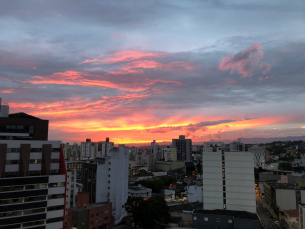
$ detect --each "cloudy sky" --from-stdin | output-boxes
[1,0,305,144]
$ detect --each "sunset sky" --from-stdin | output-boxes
[0,0,305,145]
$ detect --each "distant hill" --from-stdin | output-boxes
[232,136,305,144]
[123,136,305,147]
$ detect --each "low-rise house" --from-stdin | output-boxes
[128,185,152,198]
[134,172,154,181]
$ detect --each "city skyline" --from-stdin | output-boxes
[0,1,305,144]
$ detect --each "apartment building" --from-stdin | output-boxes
[0,98,49,141]
[82,145,129,224]
[163,146,177,161]
[172,135,192,162]
[80,138,114,159]
[202,142,256,213]
[0,140,66,229]
[248,145,265,168]
[0,99,67,229]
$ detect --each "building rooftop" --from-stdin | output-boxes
[128,186,151,191]
[193,209,259,220]
[134,172,154,177]
[284,209,299,218]
[169,216,182,224]
[71,202,109,211]
[8,112,42,120]
[265,182,305,190]
[170,202,202,213]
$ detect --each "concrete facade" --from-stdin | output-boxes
[248,145,265,168]
[128,186,152,198]
[264,182,305,212]
[0,140,66,229]
[172,135,192,162]
[82,145,129,224]
[80,138,114,159]
[187,185,203,203]
[192,209,261,229]
[163,147,177,161]
[202,142,256,213]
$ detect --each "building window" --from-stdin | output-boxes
[223,186,226,191]
[223,205,226,209]
[223,199,226,204]
[223,180,225,185]
[204,217,208,221]
[91,214,94,217]
[194,216,197,220]
[228,219,233,223]
[223,193,226,198]
[90,221,94,225]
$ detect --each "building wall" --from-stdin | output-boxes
[187,185,203,203]
[164,147,177,162]
[80,140,114,159]
[96,162,108,203]
[202,149,255,213]
[0,98,9,117]
[109,145,129,223]
[225,152,256,213]
[171,212,192,227]
[234,218,262,229]
[192,213,234,229]
[276,189,297,210]
[155,161,185,171]
[65,170,77,217]
[0,116,49,140]
[172,136,192,162]
[248,145,265,168]
[299,204,305,229]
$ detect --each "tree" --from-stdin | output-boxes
[278,162,292,171]
[126,196,171,229]
[134,177,175,193]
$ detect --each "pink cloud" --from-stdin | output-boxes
[18,70,181,92]
[219,44,270,77]
[0,89,14,94]
[80,50,165,65]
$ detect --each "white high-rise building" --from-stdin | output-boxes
[82,145,129,224]
[202,142,256,213]
[80,137,114,159]
[248,145,265,168]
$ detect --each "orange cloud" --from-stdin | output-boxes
[20,70,182,92]
[0,89,14,94]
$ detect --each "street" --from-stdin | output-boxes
[256,192,281,229]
